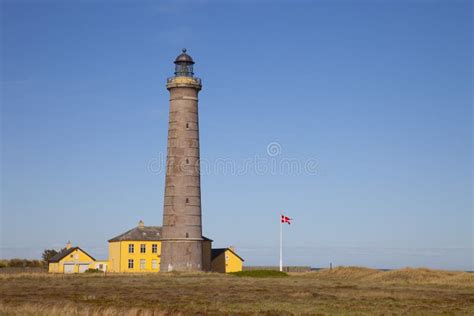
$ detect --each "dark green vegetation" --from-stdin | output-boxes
[230,270,288,277]
[0,259,45,269]
[0,267,473,315]
[84,268,103,274]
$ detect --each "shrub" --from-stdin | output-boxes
[26,260,44,268]
[8,258,26,267]
[230,270,288,278]
[42,249,59,263]
[85,268,102,273]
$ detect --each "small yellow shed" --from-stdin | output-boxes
[211,247,244,273]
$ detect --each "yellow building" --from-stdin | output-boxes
[48,242,97,273]
[107,221,214,273]
[211,247,244,273]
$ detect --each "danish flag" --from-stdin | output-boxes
[281,215,291,225]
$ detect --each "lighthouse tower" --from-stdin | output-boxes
[160,49,203,272]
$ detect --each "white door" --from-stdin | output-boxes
[78,264,89,273]
[64,264,75,274]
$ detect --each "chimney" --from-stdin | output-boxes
[66,241,72,249]
[138,220,145,228]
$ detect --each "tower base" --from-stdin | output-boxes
[160,240,203,272]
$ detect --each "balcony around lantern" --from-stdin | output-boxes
[167,76,201,85]
[166,76,202,90]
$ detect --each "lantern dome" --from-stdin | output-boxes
[174,48,194,65]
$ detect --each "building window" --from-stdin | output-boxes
[152,244,158,253]
[99,264,103,269]
[140,259,146,270]
[152,259,158,269]
[140,244,146,253]
[186,198,189,203]
[186,158,189,164]
[186,123,189,129]
[128,259,134,269]
[128,244,134,253]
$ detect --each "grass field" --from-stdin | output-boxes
[1,267,473,315]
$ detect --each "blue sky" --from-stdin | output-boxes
[1,0,472,270]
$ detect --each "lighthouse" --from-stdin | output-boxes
[160,49,203,272]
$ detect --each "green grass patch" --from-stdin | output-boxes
[230,270,288,278]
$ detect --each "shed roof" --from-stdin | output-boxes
[211,248,244,262]
[48,247,96,263]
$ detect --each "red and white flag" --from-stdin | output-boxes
[281,215,291,225]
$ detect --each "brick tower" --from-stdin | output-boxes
[160,49,203,272]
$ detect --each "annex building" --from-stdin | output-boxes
[48,242,107,274]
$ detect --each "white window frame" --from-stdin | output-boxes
[140,244,146,253]
[128,244,134,253]
[152,259,158,269]
[140,259,146,270]
[128,259,134,269]
[152,244,158,253]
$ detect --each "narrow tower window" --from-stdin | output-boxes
[186,232,189,238]
[186,158,189,164]
[186,123,189,129]
[186,198,189,203]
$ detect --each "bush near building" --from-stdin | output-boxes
[0,259,45,268]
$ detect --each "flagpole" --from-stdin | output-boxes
[279,217,283,272]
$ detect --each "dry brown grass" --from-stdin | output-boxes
[303,266,474,286]
[1,267,473,315]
